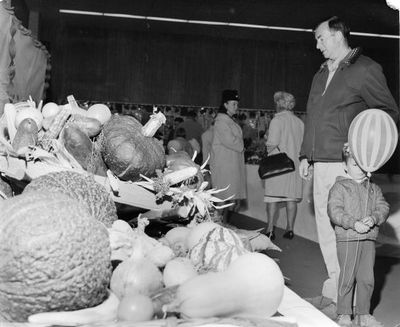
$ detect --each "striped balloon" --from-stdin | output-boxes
[348,109,398,173]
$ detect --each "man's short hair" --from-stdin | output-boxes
[315,16,351,45]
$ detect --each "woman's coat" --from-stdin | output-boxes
[211,113,247,200]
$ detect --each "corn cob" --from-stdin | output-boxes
[40,105,72,151]
[163,166,198,185]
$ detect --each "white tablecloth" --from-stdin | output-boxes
[277,286,339,327]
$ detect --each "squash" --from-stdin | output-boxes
[61,123,93,170]
[71,114,102,137]
[185,221,220,250]
[165,252,284,319]
[0,191,112,322]
[60,122,107,176]
[11,118,38,154]
[188,227,248,272]
[23,171,117,227]
[163,257,198,287]
[206,243,248,272]
[101,115,165,181]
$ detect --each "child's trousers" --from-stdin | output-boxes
[336,239,375,315]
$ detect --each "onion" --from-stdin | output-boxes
[110,258,163,299]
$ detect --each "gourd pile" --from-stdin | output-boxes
[0,97,165,184]
[0,98,287,326]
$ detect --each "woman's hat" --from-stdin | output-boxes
[222,89,240,103]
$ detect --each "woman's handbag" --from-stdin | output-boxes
[258,147,295,179]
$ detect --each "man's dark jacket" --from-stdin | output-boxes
[300,48,399,162]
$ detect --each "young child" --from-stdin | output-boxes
[327,144,389,327]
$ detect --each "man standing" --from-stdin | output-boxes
[299,16,399,318]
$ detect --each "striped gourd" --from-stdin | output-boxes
[208,244,248,272]
[188,226,248,272]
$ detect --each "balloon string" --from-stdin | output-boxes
[365,176,370,217]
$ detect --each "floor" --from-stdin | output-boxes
[229,213,400,327]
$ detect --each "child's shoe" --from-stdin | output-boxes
[336,314,352,327]
[356,314,383,327]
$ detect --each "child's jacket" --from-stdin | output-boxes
[328,176,389,242]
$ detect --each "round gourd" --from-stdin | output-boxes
[188,227,248,272]
[23,171,117,227]
[87,104,112,125]
[185,221,220,250]
[41,102,60,118]
[0,191,112,322]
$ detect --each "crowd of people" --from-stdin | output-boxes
[161,15,399,327]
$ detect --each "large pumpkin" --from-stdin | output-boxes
[23,171,117,227]
[0,191,112,322]
[101,115,165,181]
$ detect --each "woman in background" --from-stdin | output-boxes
[263,91,304,239]
[211,89,247,223]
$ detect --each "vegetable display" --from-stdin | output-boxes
[0,97,288,326]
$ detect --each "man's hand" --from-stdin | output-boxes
[354,221,370,234]
[299,159,312,180]
[361,216,375,228]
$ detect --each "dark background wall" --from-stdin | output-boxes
[41,19,398,112]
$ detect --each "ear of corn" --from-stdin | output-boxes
[163,166,198,185]
[40,106,72,151]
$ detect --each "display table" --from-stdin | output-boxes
[240,164,400,248]
[4,286,336,327]
[277,286,338,327]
